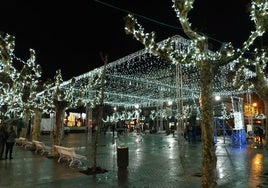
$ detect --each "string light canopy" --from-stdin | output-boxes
[50,35,247,109]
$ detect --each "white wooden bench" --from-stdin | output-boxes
[54,145,87,167]
[15,137,33,149]
[15,137,27,146]
[32,140,52,155]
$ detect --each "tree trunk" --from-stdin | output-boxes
[51,100,68,157]
[32,108,42,141]
[23,107,30,138]
[92,53,107,170]
[92,104,104,170]
[200,61,217,187]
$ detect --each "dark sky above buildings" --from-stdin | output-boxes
[1,0,261,81]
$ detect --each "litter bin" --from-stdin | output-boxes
[117,146,128,169]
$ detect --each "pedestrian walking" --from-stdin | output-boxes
[254,125,264,144]
[0,126,7,160]
[112,124,115,136]
[186,122,192,141]
[5,126,17,160]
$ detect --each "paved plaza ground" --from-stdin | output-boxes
[0,131,268,188]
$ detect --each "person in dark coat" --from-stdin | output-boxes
[188,114,197,143]
[5,126,17,160]
[254,126,264,144]
[0,126,7,160]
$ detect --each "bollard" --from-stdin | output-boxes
[117,146,128,169]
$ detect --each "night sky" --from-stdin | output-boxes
[1,0,260,81]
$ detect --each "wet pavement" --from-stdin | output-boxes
[0,131,268,188]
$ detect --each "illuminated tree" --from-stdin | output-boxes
[232,49,268,148]
[12,49,42,137]
[36,70,78,156]
[80,52,108,174]
[0,32,42,138]
[0,32,16,120]
[91,52,107,172]
[0,32,15,73]
[0,31,76,147]
[124,0,268,187]
[0,31,107,162]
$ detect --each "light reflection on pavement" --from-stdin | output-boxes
[0,132,267,188]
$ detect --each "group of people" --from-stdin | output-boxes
[0,125,17,160]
